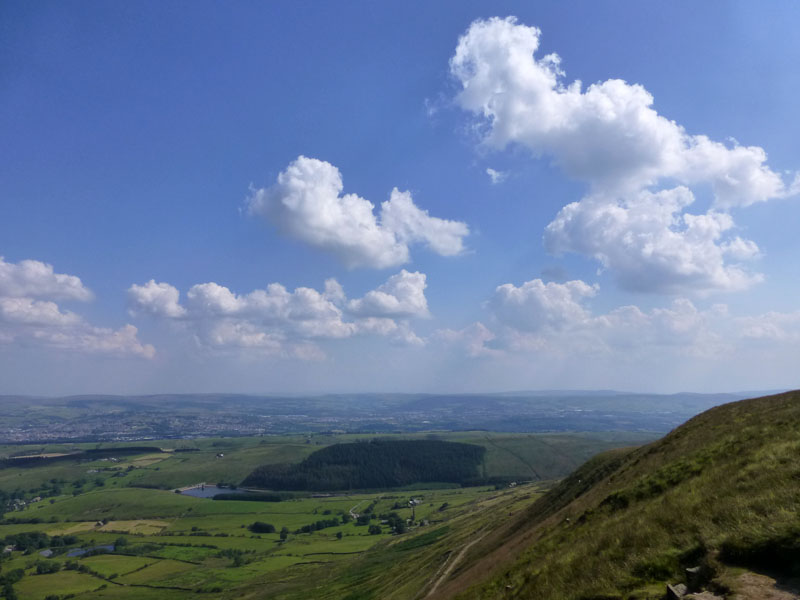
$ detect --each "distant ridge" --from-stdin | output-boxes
[0,391,764,443]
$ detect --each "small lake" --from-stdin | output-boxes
[66,544,115,557]
[180,485,245,498]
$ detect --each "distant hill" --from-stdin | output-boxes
[427,390,800,599]
[0,390,763,442]
[242,439,486,491]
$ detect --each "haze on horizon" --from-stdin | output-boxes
[2,2,799,396]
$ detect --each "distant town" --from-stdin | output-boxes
[0,391,752,444]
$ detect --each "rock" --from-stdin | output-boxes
[685,566,704,591]
[667,583,688,599]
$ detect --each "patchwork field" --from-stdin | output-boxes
[1,483,542,599]
[0,431,653,598]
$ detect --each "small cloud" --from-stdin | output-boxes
[486,168,508,184]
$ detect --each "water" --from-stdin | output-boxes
[66,544,115,557]
[180,485,245,498]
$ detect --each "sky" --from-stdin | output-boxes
[2,1,799,395]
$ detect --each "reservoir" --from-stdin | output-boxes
[180,484,245,498]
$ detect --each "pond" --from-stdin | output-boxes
[66,544,115,557]
[180,485,245,498]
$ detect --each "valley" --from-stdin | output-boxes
[1,392,798,599]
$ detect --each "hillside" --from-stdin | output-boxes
[426,390,800,599]
[243,439,486,491]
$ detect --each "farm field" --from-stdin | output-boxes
[0,482,544,598]
[0,431,653,598]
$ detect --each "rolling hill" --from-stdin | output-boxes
[426,390,800,599]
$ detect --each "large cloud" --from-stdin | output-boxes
[0,256,93,301]
[488,278,596,332]
[128,270,430,357]
[246,156,469,268]
[0,257,153,358]
[450,17,796,293]
[544,187,762,293]
[439,276,799,360]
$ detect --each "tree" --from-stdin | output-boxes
[336,531,343,540]
[248,521,275,534]
[279,527,289,541]
[38,560,61,575]
[368,524,381,535]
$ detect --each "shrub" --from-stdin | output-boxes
[248,521,275,534]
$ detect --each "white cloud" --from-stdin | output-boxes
[488,278,596,332]
[347,270,429,319]
[0,256,93,301]
[182,281,356,340]
[450,17,796,294]
[246,156,469,268]
[0,297,82,327]
[0,257,154,358]
[128,270,430,358]
[128,280,186,318]
[544,187,763,293]
[486,168,507,184]
[440,275,800,361]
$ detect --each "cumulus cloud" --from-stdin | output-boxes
[488,278,597,332]
[246,156,469,268]
[347,270,429,319]
[437,275,800,361]
[0,257,153,358]
[128,270,430,358]
[0,256,93,301]
[450,17,796,293]
[128,280,186,318]
[544,187,762,293]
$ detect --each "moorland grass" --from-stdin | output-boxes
[444,391,800,599]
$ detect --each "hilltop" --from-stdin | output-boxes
[425,390,800,599]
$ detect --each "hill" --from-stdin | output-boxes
[426,390,800,599]
[242,439,486,491]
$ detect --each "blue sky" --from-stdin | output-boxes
[2,1,799,395]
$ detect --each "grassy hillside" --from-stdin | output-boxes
[429,390,800,599]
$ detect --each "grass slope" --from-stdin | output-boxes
[431,390,800,599]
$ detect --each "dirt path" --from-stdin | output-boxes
[424,529,489,599]
[349,499,367,519]
[730,572,800,600]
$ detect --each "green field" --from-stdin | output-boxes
[0,483,539,599]
[0,430,655,598]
